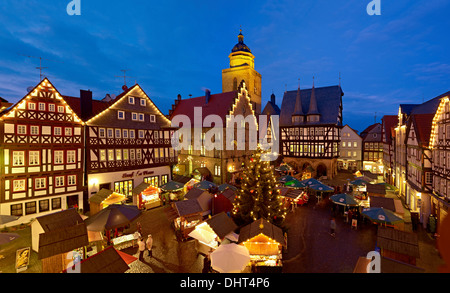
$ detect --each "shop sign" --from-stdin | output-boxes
[122,170,155,179]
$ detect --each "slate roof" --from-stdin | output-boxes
[262,99,281,116]
[280,85,343,126]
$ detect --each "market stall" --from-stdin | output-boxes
[189,212,238,255]
[238,219,286,271]
[133,182,162,210]
[89,189,127,216]
[278,187,308,208]
[172,200,204,240]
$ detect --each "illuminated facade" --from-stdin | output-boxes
[170,81,257,185]
[66,84,176,200]
[0,78,84,224]
[429,94,450,231]
[279,83,344,179]
[222,29,262,114]
[361,123,384,175]
[338,125,362,172]
[381,115,398,185]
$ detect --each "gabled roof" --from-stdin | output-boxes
[238,218,286,247]
[63,246,129,273]
[169,91,238,126]
[205,212,238,239]
[409,114,434,148]
[280,85,343,126]
[38,223,88,259]
[63,95,110,120]
[361,123,382,142]
[36,209,84,233]
[381,115,398,144]
[0,78,83,124]
[262,100,281,116]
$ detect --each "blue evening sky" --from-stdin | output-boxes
[0,0,449,132]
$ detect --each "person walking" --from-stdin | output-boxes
[138,237,146,261]
[330,217,336,237]
[146,234,153,258]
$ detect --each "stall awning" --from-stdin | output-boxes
[89,188,126,205]
[132,182,151,195]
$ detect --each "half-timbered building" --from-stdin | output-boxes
[67,84,177,201]
[0,78,84,224]
[429,92,450,232]
[381,115,398,185]
[170,81,258,185]
[405,113,434,226]
[279,83,344,179]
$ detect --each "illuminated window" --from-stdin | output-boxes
[55,176,65,187]
[99,128,106,138]
[17,125,27,135]
[29,151,40,166]
[54,151,64,164]
[28,102,36,110]
[65,127,73,136]
[54,127,62,136]
[116,149,122,160]
[100,149,106,161]
[35,178,46,190]
[30,125,39,135]
[13,180,26,192]
[108,150,114,161]
[68,175,76,186]
[67,150,76,164]
[13,151,25,166]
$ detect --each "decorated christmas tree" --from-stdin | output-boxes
[232,145,287,227]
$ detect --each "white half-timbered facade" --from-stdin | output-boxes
[405,114,434,223]
[84,84,176,199]
[0,78,84,224]
[429,95,450,231]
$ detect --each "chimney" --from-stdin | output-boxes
[205,89,211,104]
[80,89,93,121]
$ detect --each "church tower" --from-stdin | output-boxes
[222,29,262,114]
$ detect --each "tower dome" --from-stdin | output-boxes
[231,29,252,53]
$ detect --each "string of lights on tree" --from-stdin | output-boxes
[232,144,287,227]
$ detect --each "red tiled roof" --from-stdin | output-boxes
[382,115,398,144]
[169,91,238,126]
[411,114,434,147]
[63,95,111,119]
